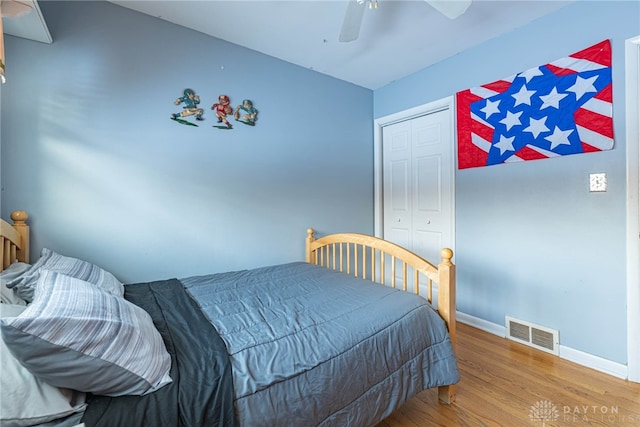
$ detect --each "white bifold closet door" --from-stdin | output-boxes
[382,109,454,274]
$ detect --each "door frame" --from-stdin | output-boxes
[373,96,456,247]
[625,35,640,383]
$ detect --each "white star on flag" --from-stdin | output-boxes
[481,99,501,119]
[567,75,598,101]
[539,87,568,110]
[494,134,516,154]
[545,126,574,149]
[500,110,523,131]
[524,117,550,138]
[518,67,544,83]
[512,85,536,107]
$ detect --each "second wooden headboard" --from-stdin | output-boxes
[304,228,456,404]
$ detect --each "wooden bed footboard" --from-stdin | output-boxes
[305,228,457,403]
[0,211,30,272]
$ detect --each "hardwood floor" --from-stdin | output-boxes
[377,323,640,426]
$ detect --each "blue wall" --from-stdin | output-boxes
[1,0,637,368]
[0,1,373,281]
[374,1,638,365]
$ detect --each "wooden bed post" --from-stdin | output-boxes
[305,228,316,263]
[11,210,29,263]
[437,247,456,404]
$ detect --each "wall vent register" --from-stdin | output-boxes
[505,316,559,355]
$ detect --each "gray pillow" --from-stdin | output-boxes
[1,270,172,396]
[6,248,124,302]
[1,303,86,427]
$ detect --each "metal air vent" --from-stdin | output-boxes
[506,316,559,355]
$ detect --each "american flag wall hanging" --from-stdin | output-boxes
[456,40,613,170]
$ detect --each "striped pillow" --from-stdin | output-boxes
[0,270,172,396]
[6,248,124,302]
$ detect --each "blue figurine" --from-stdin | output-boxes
[234,99,258,126]
[172,88,204,122]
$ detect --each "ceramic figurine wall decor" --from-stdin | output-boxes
[234,99,258,126]
[171,88,204,126]
[211,94,233,129]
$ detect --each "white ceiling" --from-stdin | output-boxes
[4,0,576,90]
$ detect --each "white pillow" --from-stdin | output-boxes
[1,303,87,427]
[1,262,30,305]
[1,270,172,396]
[6,248,124,302]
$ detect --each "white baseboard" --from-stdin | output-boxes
[456,311,506,337]
[456,311,628,380]
[559,345,628,379]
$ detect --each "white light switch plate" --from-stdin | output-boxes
[589,173,607,192]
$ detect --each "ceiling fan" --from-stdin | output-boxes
[339,0,472,43]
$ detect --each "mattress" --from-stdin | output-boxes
[81,261,458,426]
[182,261,459,426]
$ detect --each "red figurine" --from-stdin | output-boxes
[211,95,233,129]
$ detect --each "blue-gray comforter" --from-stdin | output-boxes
[182,261,459,427]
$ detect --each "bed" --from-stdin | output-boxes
[0,210,459,427]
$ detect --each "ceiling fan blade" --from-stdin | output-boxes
[425,0,472,19]
[1,0,33,18]
[339,0,366,43]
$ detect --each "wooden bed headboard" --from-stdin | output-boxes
[305,228,456,403]
[0,210,30,272]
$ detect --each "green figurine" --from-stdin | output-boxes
[234,99,258,126]
[172,88,204,124]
